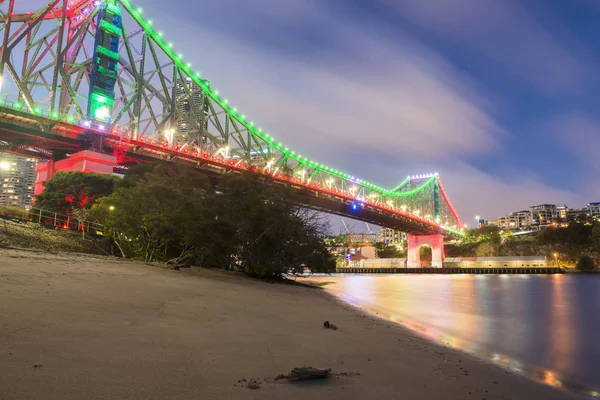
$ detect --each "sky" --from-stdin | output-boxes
[19,0,600,228]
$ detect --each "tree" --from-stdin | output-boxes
[592,222,600,251]
[214,173,335,277]
[71,207,90,239]
[90,164,216,263]
[89,165,336,278]
[374,242,405,258]
[464,225,501,244]
[420,245,432,265]
[333,234,347,246]
[35,172,118,215]
[576,255,596,272]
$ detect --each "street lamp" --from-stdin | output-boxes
[109,205,115,211]
[553,252,559,267]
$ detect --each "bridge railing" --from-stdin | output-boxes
[0,206,105,235]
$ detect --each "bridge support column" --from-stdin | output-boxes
[34,150,116,196]
[407,234,445,268]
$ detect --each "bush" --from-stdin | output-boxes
[576,255,596,272]
[89,164,336,278]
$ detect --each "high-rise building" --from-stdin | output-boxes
[566,208,590,224]
[381,228,406,248]
[529,204,559,229]
[488,210,531,230]
[0,154,37,209]
[175,77,210,144]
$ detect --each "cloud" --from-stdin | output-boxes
[390,0,589,95]
[140,0,593,220]
[548,115,600,175]
[154,3,502,162]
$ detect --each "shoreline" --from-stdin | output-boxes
[307,277,599,399]
[0,248,587,399]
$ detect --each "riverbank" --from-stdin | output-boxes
[0,248,584,399]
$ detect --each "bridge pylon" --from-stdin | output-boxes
[407,234,445,268]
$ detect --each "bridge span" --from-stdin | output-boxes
[0,0,463,266]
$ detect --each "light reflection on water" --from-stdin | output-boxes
[306,273,600,398]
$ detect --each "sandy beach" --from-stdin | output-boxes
[0,248,584,399]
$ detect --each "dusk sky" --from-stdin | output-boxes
[22,0,600,227]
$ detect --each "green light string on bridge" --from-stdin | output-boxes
[390,177,409,193]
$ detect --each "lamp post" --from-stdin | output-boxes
[553,252,559,267]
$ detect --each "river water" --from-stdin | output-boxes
[306,274,600,398]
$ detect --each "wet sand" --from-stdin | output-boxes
[0,248,585,399]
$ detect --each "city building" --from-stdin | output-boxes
[0,154,37,209]
[488,210,530,230]
[346,232,381,244]
[443,256,548,268]
[589,202,600,220]
[488,202,598,232]
[380,228,406,247]
[566,208,590,224]
[529,204,559,229]
[174,77,210,144]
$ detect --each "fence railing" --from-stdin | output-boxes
[0,206,105,235]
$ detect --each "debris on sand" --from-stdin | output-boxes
[247,379,261,390]
[278,367,332,381]
[323,320,338,330]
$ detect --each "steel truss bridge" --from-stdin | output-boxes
[0,0,463,237]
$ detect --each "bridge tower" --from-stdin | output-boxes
[33,1,121,195]
[407,234,445,268]
[87,0,121,124]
